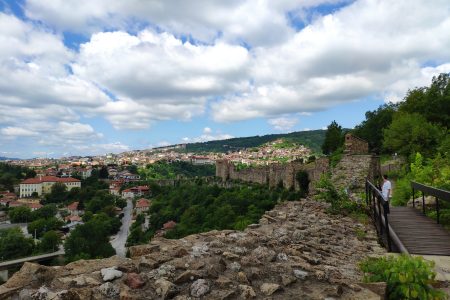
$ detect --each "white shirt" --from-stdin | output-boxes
[382,180,392,200]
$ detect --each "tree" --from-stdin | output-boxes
[9,206,33,223]
[64,218,115,262]
[353,103,397,153]
[383,113,442,159]
[39,230,61,252]
[28,217,63,238]
[322,121,344,155]
[399,73,450,128]
[99,166,109,179]
[0,228,34,260]
[44,182,68,204]
[32,204,57,219]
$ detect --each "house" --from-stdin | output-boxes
[109,180,123,196]
[28,203,43,211]
[8,201,25,208]
[121,186,150,199]
[190,155,214,165]
[67,202,83,216]
[116,171,140,182]
[19,176,81,198]
[79,168,92,179]
[65,215,82,223]
[163,220,177,230]
[135,198,150,214]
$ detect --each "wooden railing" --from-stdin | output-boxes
[365,179,408,253]
[411,181,450,224]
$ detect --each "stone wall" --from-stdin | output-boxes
[0,199,387,300]
[216,158,330,191]
[331,155,381,192]
[344,133,369,155]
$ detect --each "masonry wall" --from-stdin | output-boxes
[215,157,330,191]
[344,133,369,155]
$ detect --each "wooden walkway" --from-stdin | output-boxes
[389,207,450,256]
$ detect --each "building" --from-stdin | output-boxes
[19,176,81,198]
[190,155,214,165]
[121,186,150,199]
[28,203,43,211]
[67,202,83,216]
[135,198,150,214]
[116,171,140,181]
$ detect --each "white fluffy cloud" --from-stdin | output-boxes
[1,0,450,157]
[212,0,450,121]
[72,30,250,129]
[268,117,299,132]
[24,0,340,46]
[182,128,234,143]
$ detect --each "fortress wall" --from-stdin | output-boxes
[344,133,369,155]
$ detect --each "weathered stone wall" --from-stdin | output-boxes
[344,133,369,155]
[0,199,386,300]
[331,155,381,192]
[215,158,330,191]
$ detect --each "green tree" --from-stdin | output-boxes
[32,204,57,219]
[399,73,450,128]
[9,206,33,223]
[0,228,34,260]
[44,182,68,204]
[99,166,109,179]
[322,121,344,155]
[64,218,115,262]
[353,103,397,153]
[28,217,63,238]
[39,230,61,252]
[383,113,442,159]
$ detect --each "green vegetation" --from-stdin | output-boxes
[0,163,36,192]
[359,255,446,300]
[64,213,118,262]
[322,121,344,155]
[185,129,326,153]
[139,161,215,180]
[314,175,367,222]
[0,227,34,261]
[126,214,154,247]
[146,182,300,240]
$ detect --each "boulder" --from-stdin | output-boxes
[190,279,210,297]
[98,282,120,298]
[260,283,281,296]
[125,273,145,289]
[239,284,256,299]
[155,278,177,299]
[101,267,123,282]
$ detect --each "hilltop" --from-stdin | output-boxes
[184,130,326,154]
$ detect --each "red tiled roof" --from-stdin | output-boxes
[28,203,43,209]
[21,176,81,184]
[163,220,176,230]
[8,201,25,207]
[67,202,79,210]
[66,215,81,222]
[136,198,150,208]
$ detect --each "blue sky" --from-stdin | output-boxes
[0,0,449,158]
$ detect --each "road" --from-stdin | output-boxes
[110,199,133,257]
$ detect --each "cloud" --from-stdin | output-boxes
[1,126,38,137]
[268,117,299,132]
[72,30,250,129]
[23,0,338,46]
[182,128,234,143]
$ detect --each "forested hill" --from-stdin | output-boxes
[185,129,326,153]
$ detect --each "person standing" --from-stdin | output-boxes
[381,174,392,201]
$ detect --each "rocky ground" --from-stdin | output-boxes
[0,199,387,299]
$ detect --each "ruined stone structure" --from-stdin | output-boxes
[216,157,330,191]
[344,133,369,155]
[330,134,380,192]
[0,199,387,299]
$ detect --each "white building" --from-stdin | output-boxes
[20,176,81,198]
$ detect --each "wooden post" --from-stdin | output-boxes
[436,197,440,224]
[422,193,425,215]
[412,188,415,208]
[384,202,391,252]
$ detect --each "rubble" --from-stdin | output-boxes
[0,199,386,299]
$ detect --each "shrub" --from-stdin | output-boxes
[391,177,412,206]
[314,175,366,217]
[359,255,446,300]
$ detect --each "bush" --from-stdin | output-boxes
[314,175,366,217]
[359,255,446,300]
[391,177,412,206]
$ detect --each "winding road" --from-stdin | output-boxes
[110,199,133,257]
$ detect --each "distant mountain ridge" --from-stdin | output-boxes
[185,129,326,153]
[0,156,19,161]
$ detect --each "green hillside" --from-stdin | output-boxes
[185,129,326,153]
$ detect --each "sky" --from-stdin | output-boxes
[0,0,449,159]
